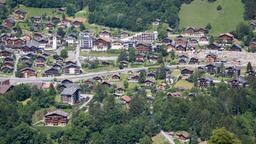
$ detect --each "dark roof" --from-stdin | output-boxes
[0,85,13,94]
[45,109,68,117]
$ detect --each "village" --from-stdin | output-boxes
[1,3,256,144]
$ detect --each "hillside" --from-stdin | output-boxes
[179,0,245,35]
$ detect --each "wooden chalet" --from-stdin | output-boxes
[249,42,256,52]
[35,55,46,67]
[19,67,36,78]
[44,110,68,126]
[60,84,80,105]
[92,38,111,52]
[64,64,81,75]
[229,77,248,88]
[225,66,240,77]
[217,33,234,44]
[229,44,242,51]
[189,57,199,64]
[136,43,151,53]
[197,77,214,88]
[207,43,221,51]
[181,68,193,76]
[205,53,217,64]
[44,67,60,77]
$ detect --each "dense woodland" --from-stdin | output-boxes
[1,74,256,143]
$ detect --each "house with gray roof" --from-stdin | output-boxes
[60,83,80,105]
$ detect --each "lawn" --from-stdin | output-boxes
[152,133,169,144]
[35,126,68,136]
[171,69,181,78]
[17,5,59,18]
[174,80,193,90]
[179,0,245,35]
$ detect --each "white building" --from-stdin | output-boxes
[79,32,93,51]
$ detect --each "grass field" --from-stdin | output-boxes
[152,133,169,144]
[18,5,58,18]
[174,80,193,90]
[179,0,245,35]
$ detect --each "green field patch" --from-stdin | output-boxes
[179,0,245,35]
[174,80,193,90]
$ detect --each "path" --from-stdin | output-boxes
[160,130,175,144]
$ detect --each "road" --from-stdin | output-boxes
[160,130,175,144]
[0,63,247,83]
[13,54,20,77]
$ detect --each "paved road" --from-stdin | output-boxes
[0,63,247,83]
[160,130,175,144]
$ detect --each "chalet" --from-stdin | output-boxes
[114,87,125,96]
[14,9,27,20]
[44,110,68,126]
[207,43,221,51]
[183,27,195,36]
[3,61,14,68]
[167,92,182,98]
[0,84,13,95]
[176,131,190,143]
[55,56,64,64]
[4,57,13,62]
[1,66,14,73]
[44,67,60,77]
[205,53,217,64]
[229,44,242,51]
[35,55,46,67]
[64,64,81,75]
[5,38,25,48]
[147,72,156,79]
[161,38,172,45]
[19,67,36,78]
[61,79,73,85]
[175,36,187,46]
[120,31,129,39]
[148,54,158,63]
[175,45,186,52]
[197,77,214,88]
[3,18,15,28]
[181,68,193,76]
[189,39,198,46]
[66,33,78,46]
[101,81,112,88]
[52,63,62,70]
[111,40,123,50]
[189,57,199,64]
[51,17,61,24]
[135,54,145,63]
[136,43,151,53]
[178,57,187,64]
[46,22,54,29]
[217,33,234,44]
[84,79,94,87]
[121,96,131,104]
[92,38,110,52]
[72,20,83,27]
[61,84,80,105]
[93,76,103,83]
[166,43,175,52]
[198,36,209,46]
[65,61,76,65]
[128,75,139,82]
[31,16,42,23]
[0,50,12,57]
[99,30,111,39]
[22,46,37,53]
[57,8,65,14]
[111,74,121,81]
[229,77,248,88]
[204,64,218,74]
[249,42,256,52]
[225,66,240,77]
[145,79,155,87]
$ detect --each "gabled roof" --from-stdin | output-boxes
[45,109,68,117]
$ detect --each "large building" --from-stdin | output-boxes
[44,110,68,126]
[79,32,93,51]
